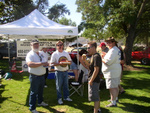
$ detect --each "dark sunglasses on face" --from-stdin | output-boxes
[87,46,93,49]
[106,42,113,44]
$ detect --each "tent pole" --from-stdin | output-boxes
[64,36,66,49]
[77,36,79,73]
[8,34,11,71]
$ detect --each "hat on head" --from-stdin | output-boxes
[105,37,118,43]
[42,45,48,49]
[31,40,39,44]
[99,42,106,47]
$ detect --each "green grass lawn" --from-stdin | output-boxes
[0,59,150,113]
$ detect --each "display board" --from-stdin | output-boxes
[17,41,57,57]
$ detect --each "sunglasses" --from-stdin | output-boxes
[106,42,113,44]
[56,44,63,46]
[87,46,93,49]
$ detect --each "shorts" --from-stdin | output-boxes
[105,77,120,89]
[70,61,78,70]
[88,82,100,101]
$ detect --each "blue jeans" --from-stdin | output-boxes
[55,71,69,100]
[29,74,45,111]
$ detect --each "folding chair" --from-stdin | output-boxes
[69,70,85,97]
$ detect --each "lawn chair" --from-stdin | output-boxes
[69,70,85,97]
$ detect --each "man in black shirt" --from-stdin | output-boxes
[83,41,102,113]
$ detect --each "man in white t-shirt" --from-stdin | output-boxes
[50,40,72,105]
[26,40,49,113]
[102,37,121,107]
[40,46,50,88]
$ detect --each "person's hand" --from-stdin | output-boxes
[82,54,87,61]
[88,80,93,86]
[101,52,106,58]
[42,62,49,66]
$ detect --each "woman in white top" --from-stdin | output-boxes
[102,37,121,107]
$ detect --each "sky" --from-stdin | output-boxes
[48,0,82,26]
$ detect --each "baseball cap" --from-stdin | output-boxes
[99,42,106,47]
[31,40,39,44]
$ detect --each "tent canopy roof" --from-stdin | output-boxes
[0,9,78,39]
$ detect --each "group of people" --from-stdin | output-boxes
[26,37,125,113]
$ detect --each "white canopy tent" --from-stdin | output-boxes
[0,9,78,39]
[0,9,79,65]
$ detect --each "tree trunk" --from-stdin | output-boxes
[124,28,136,65]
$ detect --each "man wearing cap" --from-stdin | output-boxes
[101,37,121,107]
[50,40,72,105]
[26,40,49,113]
[40,46,50,88]
[99,42,109,53]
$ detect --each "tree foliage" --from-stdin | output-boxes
[58,17,76,26]
[76,0,150,65]
[0,0,35,24]
[34,0,49,13]
[47,3,70,22]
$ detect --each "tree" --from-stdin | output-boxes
[47,3,70,22]
[0,0,51,24]
[34,0,49,13]
[58,17,76,26]
[76,0,150,65]
[0,0,35,24]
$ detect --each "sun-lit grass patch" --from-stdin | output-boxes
[0,59,150,113]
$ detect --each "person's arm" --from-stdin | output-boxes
[81,55,90,67]
[120,60,124,64]
[79,55,89,69]
[26,53,48,68]
[89,66,99,85]
[102,49,117,65]
[27,62,48,68]
[65,52,72,65]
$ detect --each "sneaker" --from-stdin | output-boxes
[58,98,63,105]
[31,109,39,113]
[38,101,48,106]
[106,103,117,107]
[64,97,72,101]
[44,85,48,88]
[108,99,119,103]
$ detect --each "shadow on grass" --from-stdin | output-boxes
[24,79,110,113]
[120,103,150,113]
[0,84,12,104]
[119,93,150,105]
[123,71,150,90]
[0,59,10,72]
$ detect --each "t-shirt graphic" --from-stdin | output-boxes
[59,56,68,67]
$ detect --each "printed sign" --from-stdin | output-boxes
[17,41,56,57]
[22,61,28,71]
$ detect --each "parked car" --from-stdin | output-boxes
[131,47,150,65]
[0,42,17,59]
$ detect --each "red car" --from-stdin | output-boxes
[131,47,150,65]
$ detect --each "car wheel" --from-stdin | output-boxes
[141,58,149,65]
[0,54,3,59]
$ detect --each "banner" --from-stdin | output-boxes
[17,41,56,57]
